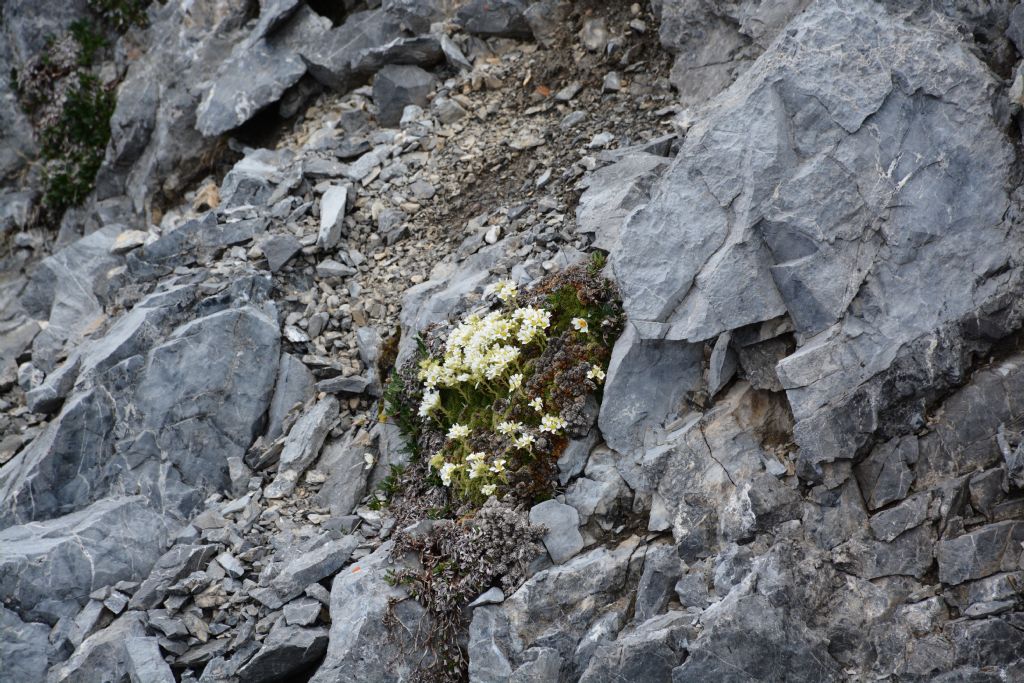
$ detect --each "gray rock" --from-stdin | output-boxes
[316,433,372,517]
[373,64,437,128]
[316,374,371,395]
[523,0,569,47]
[125,636,175,683]
[316,259,357,278]
[0,497,167,624]
[707,332,737,398]
[215,552,245,579]
[219,147,293,210]
[0,387,115,526]
[299,9,403,92]
[529,499,584,564]
[612,0,1022,479]
[284,597,323,626]
[383,0,453,34]
[265,397,339,499]
[673,592,842,681]
[0,605,50,681]
[468,538,642,676]
[508,647,563,681]
[938,521,1024,586]
[266,352,316,441]
[318,185,349,250]
[580,612,691,683]
[576,153,668,252]
[556,428,599,485]
[674,572,710,609]
[121,304,280,517]
[141,213,268,264]
[468,605,514,681]
[598,324,702,458]
[950,617,1024,668]
[261,234,303,272]
[634,544,682,623]
[456,0,532,38]
[196,6,327,136]
[236,622,329,683]
[855,435,918,510]
[49,612,147,683]
[0,34,36,183]
[564,476,620,525]
[868,493,930,543]
[21,225,122,371]
[832,524,935,580]
[351,35,443,76]
[129,544,220,610]
[271,535,360,601]
[469,587,506,608]
[310,542,428,682]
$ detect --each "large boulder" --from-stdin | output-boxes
[657,0,810,105]
[0,605,51,680]
[0,497,168,624]
[0,281,280,526]
[608,0,1024,477]
[468,538,643,678]
[309,543,428,682]
[20,225,123,372]
[195,6,329,136]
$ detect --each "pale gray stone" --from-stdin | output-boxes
[529,499,584,564]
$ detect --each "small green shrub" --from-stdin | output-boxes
[15,21,117,218]
[39,72,115,215]
[68,20,109,67]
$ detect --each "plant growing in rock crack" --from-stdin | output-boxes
[378,254,623,680]
[15,20,117,218]
[384,252,622,508]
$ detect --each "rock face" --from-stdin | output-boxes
[3,0,1024,681]
[610,0,1023,473]
[0,497,168,623]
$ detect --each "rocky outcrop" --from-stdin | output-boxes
[3,0,1024,680]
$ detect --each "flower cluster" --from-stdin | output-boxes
[386,257,622,505]
[416,304,549,404]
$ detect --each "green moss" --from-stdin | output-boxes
[68,20,109,67]
[88,0,150,32]
[39,72,115,215]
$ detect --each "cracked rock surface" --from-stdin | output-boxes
[2,0,1024,681]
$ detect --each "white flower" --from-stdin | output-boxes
[586,365,606,382]
[428,452,445,469]
[447,423,470,440]
[540,415,567,433]
[469,460,489,479]
[466,451,487,463]
[529,397,543,412]
[508,373,523,391]
[439,462,458,486]
[497,421,522,435]
[480,484,497,496]
[512,306,551,345]
[485,344,520,379]
[490,458,507,473]
[571,317,589,333]
[492,280,518,303]
[513,433,535,450]
[363,453,375,470]
[418,390,441,417]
